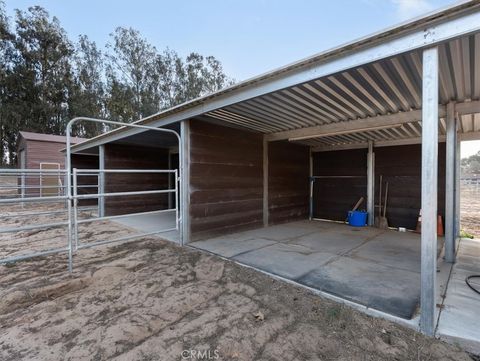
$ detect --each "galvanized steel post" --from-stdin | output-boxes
[98,145,105,218]
[455,126,461,239]
[420,46,439,336]
[445,102,456,263]
[66,117,182,271]
[367,140,375,226]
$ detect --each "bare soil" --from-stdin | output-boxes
[461,185,480,238]
[0,175,17,197]
[0,205,475,360]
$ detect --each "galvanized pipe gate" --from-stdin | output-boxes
[0,117,183,272]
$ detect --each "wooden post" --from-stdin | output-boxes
[445,102,456,263]
[367,140,375,226]
[98,145,105,217]
[263,136,269,227]
[420,46,439,336]
[180,120,190,245]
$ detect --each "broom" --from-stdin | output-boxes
[378,181,389,229]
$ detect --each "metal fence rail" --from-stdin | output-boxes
[71,168,179,254]
[0,168,70,264]
[0,116,182,273]
[0,168,67,199]
[0,167,180,272]
[462,177,480,192]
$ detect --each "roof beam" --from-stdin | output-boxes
[266,100,480,142]
[267,109,427,141]
[311,131,480,152]
[289,124,403,141]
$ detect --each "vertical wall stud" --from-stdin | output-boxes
[420,46,439,336]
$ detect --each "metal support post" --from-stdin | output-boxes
[420,46,439,336]
[455,125,461,238]
[168,149,172,209]
[66,117,182,270]
[73,168,79,251]
[367,140,375,226]
[98,145,105,217]
[445,102,456,263]
[309,147,313,220]
[175,169,179,231]
[263,136,269,226]
[180,120,190,245]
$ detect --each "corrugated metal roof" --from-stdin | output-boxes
[20,131,87,144]
[205,34,480,148]
[70,0,480,152]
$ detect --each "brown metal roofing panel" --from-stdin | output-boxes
[205,35,480,148]
[19,131,87,144]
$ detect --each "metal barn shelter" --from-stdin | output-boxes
[66,1,480,342]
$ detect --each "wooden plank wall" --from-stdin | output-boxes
[189,121,263,241]
[20,140,68,196]
[24,140,67,169]
[312,149,367,221]
[104,144,169,216]
[312,144,446,230]
[71,154,99,206]
[375,144,446,230]
[268,141,310,224]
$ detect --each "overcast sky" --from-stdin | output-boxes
[4,0,479,157]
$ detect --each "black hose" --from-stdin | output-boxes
[466,275,480,295]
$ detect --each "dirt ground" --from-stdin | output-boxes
[461,185,480,238]
[0,205,476,360]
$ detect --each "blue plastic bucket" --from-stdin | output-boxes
[348,210,367,227]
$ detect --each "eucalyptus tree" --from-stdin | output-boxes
[0,1,14,165]
[0,6,234,165]
[105,27,159,121]
[13,6,74,136]
[69,35,106,137]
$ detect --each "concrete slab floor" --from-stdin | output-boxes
[234,243,337,279]
[298,255,421,319]
[190,220,437,320]
[437,238,480,354]
[191,237,277,258]
[112,210,180,244]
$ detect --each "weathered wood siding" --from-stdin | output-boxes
[189,121,263,241]
[24,140,67,169]
[268,141,310,224]
[312,144,446,230]
[104,144,169,216]
[71,154,99,206]
[18,140,67,196]
[375,144,446,230]
[312,149,367,221]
